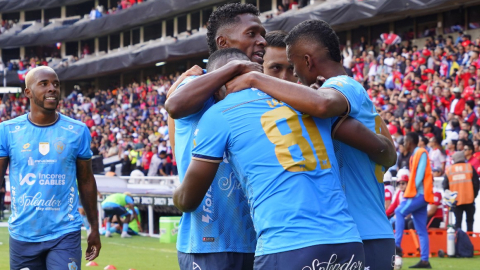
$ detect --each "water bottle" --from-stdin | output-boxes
[447,226,456,257]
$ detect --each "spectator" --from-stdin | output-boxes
[121,154,132,176]
[443,151,479,231]
[464,142,480,174]
[428,137,446,173]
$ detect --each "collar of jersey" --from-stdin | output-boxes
[27,112,61,127]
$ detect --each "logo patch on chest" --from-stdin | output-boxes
[39,142,50,155]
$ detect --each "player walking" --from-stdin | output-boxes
[0,66,101,269]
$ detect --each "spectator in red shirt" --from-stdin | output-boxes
[463,78,476,100]
[85,115,95,128]
[450,87,465,116]
[141,145,154,174]
[465,142,480,174]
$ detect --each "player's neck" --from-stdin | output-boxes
[317,62,347,80]
[29,110,59,126]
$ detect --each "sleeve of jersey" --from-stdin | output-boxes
[77,125,93,160]
[191,108,230,163]
[0,123,8,158]
[322,79,361,116]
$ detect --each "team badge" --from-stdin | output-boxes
[68,260,78,270]
[39,142,50,155]
[54,139,66,154]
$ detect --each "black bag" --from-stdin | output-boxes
[455,229,474,258]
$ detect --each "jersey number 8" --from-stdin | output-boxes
[260,105,331,172]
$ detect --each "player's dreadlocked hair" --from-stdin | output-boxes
[206,3,260,54]
[265,30,288,48]
[285,20,341,63]
[206,48,249,72]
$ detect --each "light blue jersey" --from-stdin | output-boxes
[0,114,92,242]
[324,75,393,240]
[174,76,256,254]
[192,88,361,256]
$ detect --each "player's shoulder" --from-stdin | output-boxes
[0,114,28,127]
[221,88,271,109]
[325,75,363,92]
[58,114,88,130]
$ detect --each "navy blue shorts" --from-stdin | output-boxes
[177,251,254,270]
[103,206,128,218]
[253,242,365,270]
[363,238,395,270]
[10,230,82,270]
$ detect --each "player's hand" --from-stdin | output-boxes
[230,60,263,75]
[225,71,261,95]
[310,76,327,90]
[85,230,101,261]
[182,65,204,78]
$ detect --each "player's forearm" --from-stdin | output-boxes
[249,72,347,118]
[77,160,99,230]
[168,117,176,156]
[78,178,99,230]
[0,158,9,193]
[334,117,396,168]
[166,63,239,119]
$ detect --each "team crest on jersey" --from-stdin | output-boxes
[39,142,50,155]
[54,138,66,154]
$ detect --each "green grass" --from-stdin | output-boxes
[1,227,480,270]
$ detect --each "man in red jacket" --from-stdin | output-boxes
[450,87,465,116]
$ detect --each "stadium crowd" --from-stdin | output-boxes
[345,31,480,178]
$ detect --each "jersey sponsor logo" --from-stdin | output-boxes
[18,192,62,211]
[192,262,202,270]
[67,186,76,220]
[201,186,213,223]
[19,173,66,186]
[61,125,79,135]
[10,126,26,134]
[54,138,66,154]
[39,142,50,155]
[33,159,57,165]
[28,157,34,166]
[20,173,36,185]
[218,171,242,197]
[302,254,363,270]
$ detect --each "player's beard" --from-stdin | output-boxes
[32,93,58,112]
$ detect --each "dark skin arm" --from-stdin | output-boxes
[165,60,262,119]
[76,159,101,261]
[226,71,348,118]
[334,117,397,168]
[173,160,219,212]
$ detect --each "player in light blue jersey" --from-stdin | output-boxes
[226,20,397,270]
[174,48,402,269]
[0,67,101,270]
[165,4,266,270]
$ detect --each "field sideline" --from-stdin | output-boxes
[0,227,479,269]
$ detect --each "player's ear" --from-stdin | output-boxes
[217,35,228,49]
[305,54,313,71]
[24,87,32,99]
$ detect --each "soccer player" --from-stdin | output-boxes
[396,132,434,268]
[225,20,397,269]
[101,192,136,238]
[263,30,297,83]
[0,66,101,269]
[175,48,378,269]
[165,4,264,270]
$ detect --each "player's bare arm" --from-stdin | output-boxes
[166,60,262,119]
[173,160,219,212]
[76,159,101,261]
[0,158,9,192]
[334,117,397,168]
[225,71,347,118]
